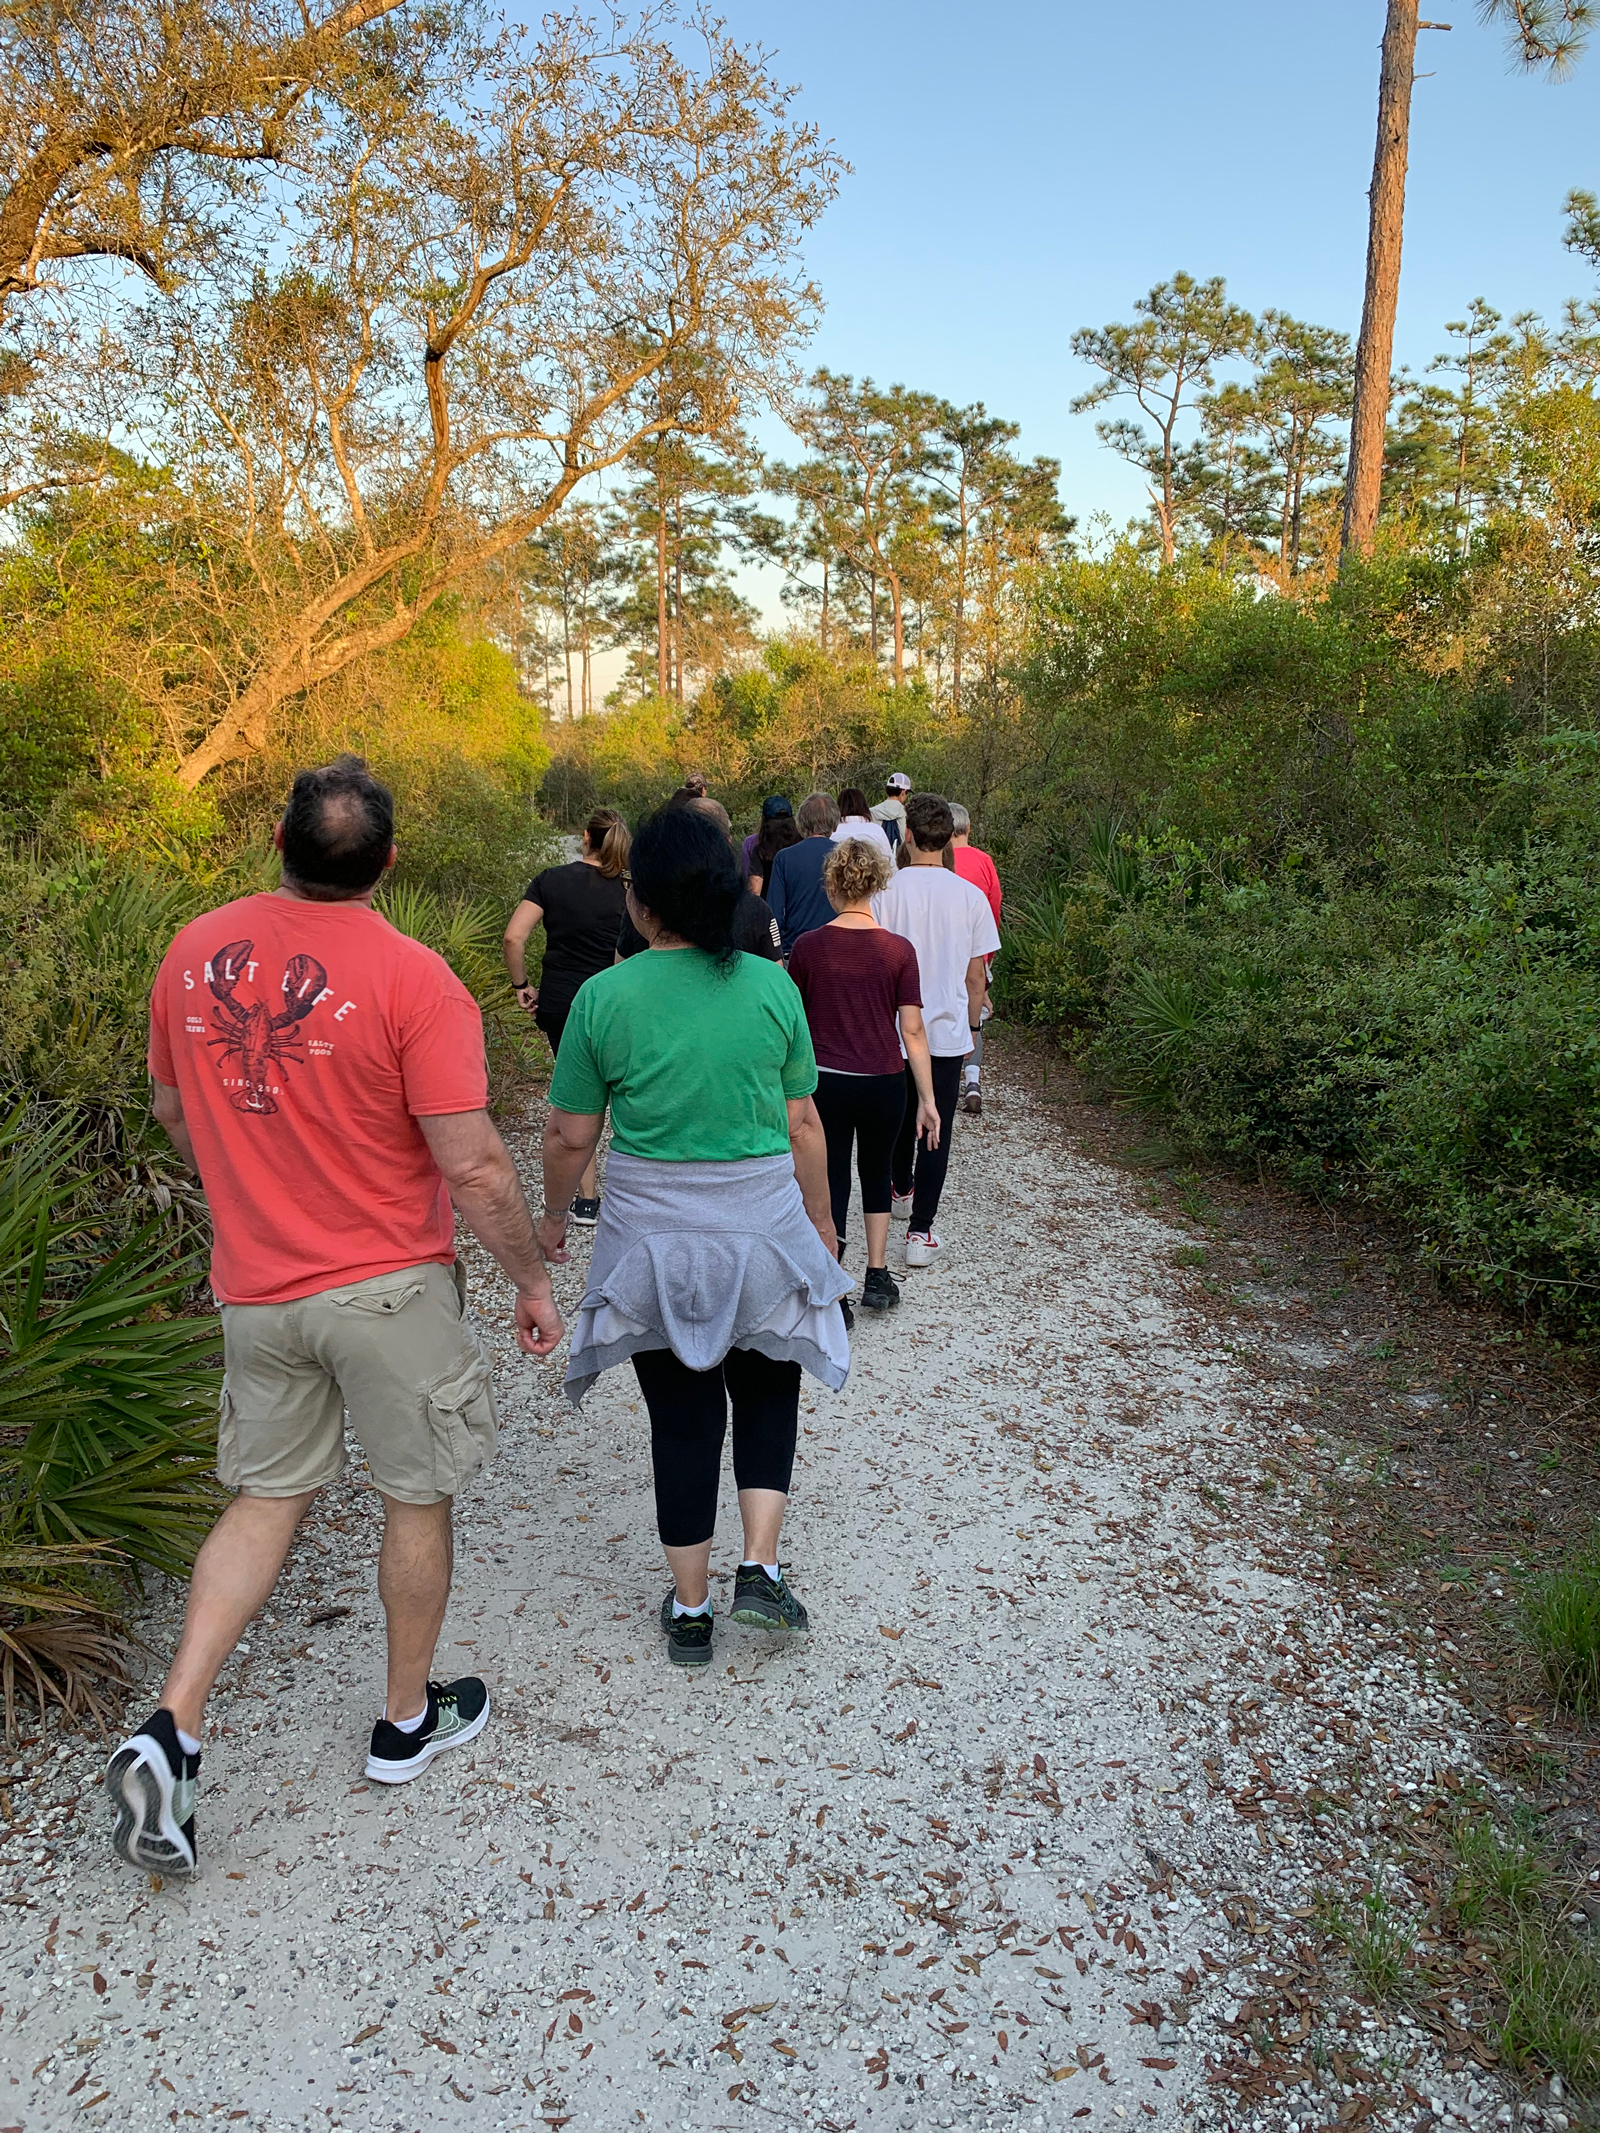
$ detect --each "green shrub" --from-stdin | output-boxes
[1523,1534,1600,1714]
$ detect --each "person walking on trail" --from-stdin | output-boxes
[109,757,564,1879]
[538,808,849,1669]
[870,772,911,851]
[504,808,630,1224]
[766,790,842,958]
[872,792,1000,1268]
[740,794,792,885]
[788,840,940,1320]
[617,798,782,961]
[747,806,802,901]
[949,802,1002,1117]
[830,787,894,860]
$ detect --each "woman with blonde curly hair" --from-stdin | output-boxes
[787,838,940,1318]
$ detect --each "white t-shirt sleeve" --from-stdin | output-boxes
[970,891,1001,959]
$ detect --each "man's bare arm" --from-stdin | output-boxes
[417,1110,563,1358]
[152,1079,198,1176]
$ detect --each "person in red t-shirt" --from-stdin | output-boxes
[949,802,1002,1116]
[107,757,563,1880]
[787,839,940,1317]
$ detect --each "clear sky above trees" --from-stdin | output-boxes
[646,0,1600,543]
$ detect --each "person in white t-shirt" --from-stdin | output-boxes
[871,793,1000,1266]
[831,785,894,860]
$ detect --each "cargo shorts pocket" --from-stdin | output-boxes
[333,1275,429,1317]
[427,1355,498,1496]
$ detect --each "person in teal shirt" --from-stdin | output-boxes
[540,809,851,1669]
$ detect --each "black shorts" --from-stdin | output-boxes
[535,1003,571,1058]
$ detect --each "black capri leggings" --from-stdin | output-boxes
[632,1345,801,1548]
[811,1068,907,1246]
[892,1053,965,1235]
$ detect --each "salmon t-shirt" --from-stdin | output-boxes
[148,893,488,1306]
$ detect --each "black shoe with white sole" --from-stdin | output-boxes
[365,1676,490,1783]
[569,1195,601,1227]
[106,1708,200,1877]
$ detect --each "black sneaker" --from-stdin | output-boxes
[730,1563,809,1635]
[106,1708,200,1876]
[365,1677,490,1783]
[860,1266,901,1311]
[570,1195,601,1227]
[659,1590,714,1667]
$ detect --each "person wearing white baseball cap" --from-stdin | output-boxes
[870,773,911,852]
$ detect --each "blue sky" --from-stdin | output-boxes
[731,0,1600,533]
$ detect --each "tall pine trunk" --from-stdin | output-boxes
[655,473,668,698]
[1342,0,1419,559]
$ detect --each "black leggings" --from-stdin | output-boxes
[632,1346,801,1547]
[891,1054,965,1234]
[811,1068,907,1247]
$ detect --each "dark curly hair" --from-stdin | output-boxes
[280,754,394,897]
[628,806,740,967]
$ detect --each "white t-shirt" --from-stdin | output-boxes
[872,865,1001,1057]
[831,817,894,858]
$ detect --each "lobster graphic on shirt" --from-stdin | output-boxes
[205,938,328,1114]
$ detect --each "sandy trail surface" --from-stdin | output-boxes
[0,1050,1495,2132]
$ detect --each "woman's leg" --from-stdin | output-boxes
[810,1071,858,1252]
[631,1347,728,1607]
[722,1347,801,1565]
[854,1071,907,1269]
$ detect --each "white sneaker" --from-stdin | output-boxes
[904,1230,943,1268]
[891,1188,914,1220]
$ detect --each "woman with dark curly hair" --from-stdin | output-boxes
[538,808,850,1667]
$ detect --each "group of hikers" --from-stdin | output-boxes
[107,757,1002,1881]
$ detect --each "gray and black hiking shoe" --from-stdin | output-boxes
[569,1195,601,1227]
[660,1590,714,1667]
[730,1563,810,1635]
[365,1677,490,1783]
[107,1708,200,1876]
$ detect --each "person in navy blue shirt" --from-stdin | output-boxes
[766,792,841,958]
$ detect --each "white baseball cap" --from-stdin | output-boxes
[886,771,911,791]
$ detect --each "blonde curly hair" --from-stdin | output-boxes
[823,837,892,908]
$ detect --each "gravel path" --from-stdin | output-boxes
[0,1049,1511,2132]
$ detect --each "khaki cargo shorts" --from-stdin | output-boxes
[218,1263,498,1505]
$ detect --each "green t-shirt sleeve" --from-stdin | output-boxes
[779,985,818,1100]
[547,995,608,1115]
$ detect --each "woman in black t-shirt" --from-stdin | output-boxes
[504,808,630,1223]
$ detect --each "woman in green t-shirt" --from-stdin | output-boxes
[539,809,851,1668]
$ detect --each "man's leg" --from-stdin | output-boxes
[378,1497,454,1723]
[159,1491,317,1737]
[910,1055,964,1235]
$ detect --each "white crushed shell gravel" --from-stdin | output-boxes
[0,1053,1522,2130]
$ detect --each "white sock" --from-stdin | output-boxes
[385,1705,428,1734]
[741,1560,781,1581]
[672,1596,712,1619]
[962,1065,979,1085]
[175,1726,201,1757]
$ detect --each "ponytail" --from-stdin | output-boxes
[585,807,631,879]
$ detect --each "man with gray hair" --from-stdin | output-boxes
[766,790,842,958]
[949,804,1001,1114]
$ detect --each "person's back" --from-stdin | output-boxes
[562,947,809,1159]
[952,840,1002,927]
[873,863,997,1058]
[767,791,840,955]
[152,891,483,1304]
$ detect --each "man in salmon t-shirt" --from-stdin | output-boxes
[949,802,1001,1117]
[107,756,563,1880]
